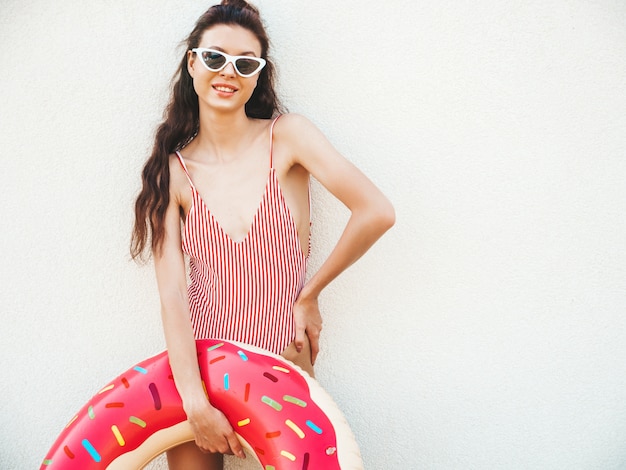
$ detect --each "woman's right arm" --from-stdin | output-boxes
[152,159,245,458]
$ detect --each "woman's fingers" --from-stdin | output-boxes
[189,404,245,458]
[226,430,245,459]
[309,331,320,365]
[294,322,307,353]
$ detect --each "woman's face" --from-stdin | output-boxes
[188,24,263,115]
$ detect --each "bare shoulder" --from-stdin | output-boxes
[274,113,318,138]
[168,153,190,205]
[272,113,329,165]
[270,114,312,171]
[168,152,186,183]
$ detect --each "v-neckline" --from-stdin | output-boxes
[186,170,272,244]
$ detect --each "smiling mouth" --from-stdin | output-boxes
[213,85,237,93]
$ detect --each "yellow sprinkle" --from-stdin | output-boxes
[280,450,296,462]
[238,418,251,427]
[285,419,305,439]
[65,415,78,428]
[272,366,290,374]
[111,425,126,446]
[98,384,115,394]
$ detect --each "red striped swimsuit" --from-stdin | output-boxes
[175,117,308,355]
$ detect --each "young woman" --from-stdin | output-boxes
[131,1,395,468]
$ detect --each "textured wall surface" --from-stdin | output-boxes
[2,1,626,469]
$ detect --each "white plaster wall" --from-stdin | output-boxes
[2,1,626,469]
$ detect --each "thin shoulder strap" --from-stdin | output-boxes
[175,151,195,188]
[269,115,282,169]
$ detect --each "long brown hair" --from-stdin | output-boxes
[131,0,283,260]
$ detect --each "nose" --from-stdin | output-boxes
[220,60,237,77]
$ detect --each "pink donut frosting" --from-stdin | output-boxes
[41,339,343,469]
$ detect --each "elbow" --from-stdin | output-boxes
[382,201,396,231]
[372,198,396,234]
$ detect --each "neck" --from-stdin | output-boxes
[193,108,253,161]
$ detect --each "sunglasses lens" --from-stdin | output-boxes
[195,49,263,76]
[235,58,261,76]
[200,50,226,70]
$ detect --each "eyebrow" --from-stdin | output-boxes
[209,46,258,57]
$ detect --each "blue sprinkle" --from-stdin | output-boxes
[133,366,148,374]
[306,420,323,435]
[237,350,249,361]
[224,373,230,390]
[82,439,101,462]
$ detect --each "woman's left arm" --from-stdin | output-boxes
[281,114,396,363]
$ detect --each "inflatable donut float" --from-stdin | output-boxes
[41,339,363,469]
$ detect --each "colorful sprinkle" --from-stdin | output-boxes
[129,416,146,428]
[210,355,226,364]
[133,366,148,374]
[244,383,251,402]
[238,350,249,361]
[87,406,95,419]
[42,459,53,466]
[272,365,290,374]
[224,373,230,391]
[98,384,115,394]
[104,401,124,408]
[81,439,101,463]
[306,420,323,434]
[285,419,305,439]
[283,395,307,407]
[280,450,296,462]
[261,396,283,411]
[149,383,162,410]
[326,446,337,455]
[255,447,266,455]
[105,402,124,408]
[265,466,275,470]
[238,418,251,427]
[65,415,78,428]
[263,372,278,383]
[64,446,75,459]
[208,342,224,351]
[121,377,130,388]
[266,431,281,438]
[111,425,126,446]
[303,452,310,470]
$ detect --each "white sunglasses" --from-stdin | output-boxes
[191,48,266,77]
